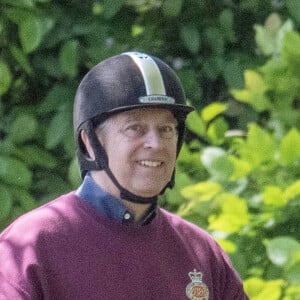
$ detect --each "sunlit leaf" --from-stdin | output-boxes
[244,277,284,300]
[263,186,286,207]
[186,111,206,137]
[231,70,271,112]
[284,180,300,201]
[201,103,227,123]
[215,238,237,253]
[229,156,252,180]
[181,181,222,202]
[209,194,249,233]
[279,128,300,165]
[237,124,275,167]
[282,31,300,76]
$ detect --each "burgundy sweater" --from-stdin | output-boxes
[0,193,248,299]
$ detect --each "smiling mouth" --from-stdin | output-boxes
[137,160,163,167]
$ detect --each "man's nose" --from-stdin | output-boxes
[143,128,163,149]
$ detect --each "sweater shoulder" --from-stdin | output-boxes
[159,208,212,238]
[158,208,226,255]
[0,192,82,241]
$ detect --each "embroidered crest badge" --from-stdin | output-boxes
[186,269,209,300]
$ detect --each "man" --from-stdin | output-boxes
[0,52,249,299]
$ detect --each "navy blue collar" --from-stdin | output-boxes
[76,174,156,224]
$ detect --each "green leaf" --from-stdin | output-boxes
[19,16,43,53]
[238,124,275,167]
[282,31,300,76]
[163,172,191,206]
[59,39,79,78]
[0,185,13,221]
[201,147,234,181]
[244,277,284,300]
[5,8,32,24]
[181,181,222,202]
[39,84,75,114]
[0,156,32,187]
[207,117,229,146]
[14,145,57,168]
[287,0,300,23]
[263,186,286,207]
[231,70,271,112]
[186,111,206,137]
[162,0,182,17]
[202,56,223,79]
[284,180,300,202]
[204,27,224,55]
[0,61,12,96]
[68,158,81,189]
[219,9,235,42]
[4,0,34,8]
[279,128,300,165]
[201,147,225,168]
[229,156,252,180]
[9,113,38,144]
[12,189,37,212]
[180,25,200,54]
[201,102,227,123]
[286,262,300,284]
[223,59,244,88]
[45,109,70,149]
[208,194,249,233]
[265,236,300,267]
[102,0,126,19]
[10,45,32,74]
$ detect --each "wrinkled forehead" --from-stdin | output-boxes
[109,107,178,125]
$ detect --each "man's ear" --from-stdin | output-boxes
[80,130,95,160]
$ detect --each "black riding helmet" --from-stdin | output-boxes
[73,51,194,204]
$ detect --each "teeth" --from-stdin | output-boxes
[138,160,162,167]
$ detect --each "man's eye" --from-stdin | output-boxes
[124,124,145,137]
[158,125,177,138]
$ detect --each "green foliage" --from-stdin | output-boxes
[172,22,300,299]
[1,1,300,298]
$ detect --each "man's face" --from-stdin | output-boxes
[94,108,178,198]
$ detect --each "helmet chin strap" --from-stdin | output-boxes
[84,120,173,204]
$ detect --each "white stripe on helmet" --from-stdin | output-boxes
[123,52,166,95]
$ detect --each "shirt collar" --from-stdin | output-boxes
[76,173,156,225]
